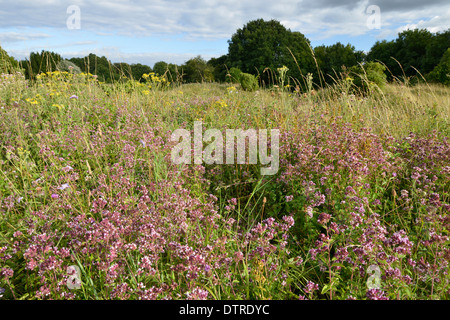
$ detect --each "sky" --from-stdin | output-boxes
[0,0,449,68]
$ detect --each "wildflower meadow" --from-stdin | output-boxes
[0,60,449,301]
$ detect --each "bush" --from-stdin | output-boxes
[239,72,259,91]
[228,67,243,83]
[57,59,82,74]
[349,61,387,93]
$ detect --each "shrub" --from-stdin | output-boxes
[239,72,259,91]
[349,61,387,93]
[57,59,82,74]
[228,67,243,83]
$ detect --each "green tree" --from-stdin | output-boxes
[366,39,398,79]
[314,42,365,84]
[207,54,230,82]
[394,28,434,77]
[426,48,450,85]
[227,19,315,87]
[367,28,450,81]
[130,63,152,82]
[153,61,180,82]
[153,61,169,77]
[181,55,214,83]
[0,46,21,74]
[21,50,62,79]
[423,29,450,73]
[69,54,115,82]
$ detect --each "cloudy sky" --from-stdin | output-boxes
[0,0,449,68]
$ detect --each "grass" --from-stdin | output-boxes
[0,68,449,300]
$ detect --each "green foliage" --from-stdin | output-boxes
[367,28,450,81]
[426,48,450,85]
[112,62,132,81]
[20,50,62,79]
[69,54,115,82]
[130,63,153,82]
[153,61,169,77]
[0,46,21,74]
[239,72,258,91]
[227,19,315,85]
[207,54,230,82]
[349,61,387,93]
[181,55,214,83]
[228,67,243,83]
[153,61,180,82]
[313,42,365,84]
[394,29,434,76]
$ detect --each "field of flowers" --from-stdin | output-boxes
[0,70,449,300]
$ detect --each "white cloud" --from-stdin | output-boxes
[396,14,450,33]
[0,0,448,41]
[0,32,51,43]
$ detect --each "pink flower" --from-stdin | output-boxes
[305,206,313,218]
[1,268,13,278]
[304,281,319,294]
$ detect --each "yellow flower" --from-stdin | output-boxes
[214,99,228,108]
[25,98,38,105]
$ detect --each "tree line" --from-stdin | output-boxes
[1,19,449,87]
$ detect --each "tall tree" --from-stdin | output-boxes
[21,50,62,79]
[0,46,21,74]
[313,42,365,83]
[367,28,450,80]
[69,54,116,82]
[394,28,433,77]
[153,61,180,82]
[366,39,398,78]
[207,54,230,82]
[424,29,450,74]
[130,63,153,82]
[182,55,214,83]
[227,19,315,86]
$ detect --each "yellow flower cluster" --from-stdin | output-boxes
[214,99,228,108]
[25,93,44,105]
[277,65,289,74]
[25,98,38,105]
[226,86,237,94]
[142,72,168,84]
[36,70,74,82]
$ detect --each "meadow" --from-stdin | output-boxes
[0,68,449,300]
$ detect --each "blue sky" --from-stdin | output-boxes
[0,0,449,68]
